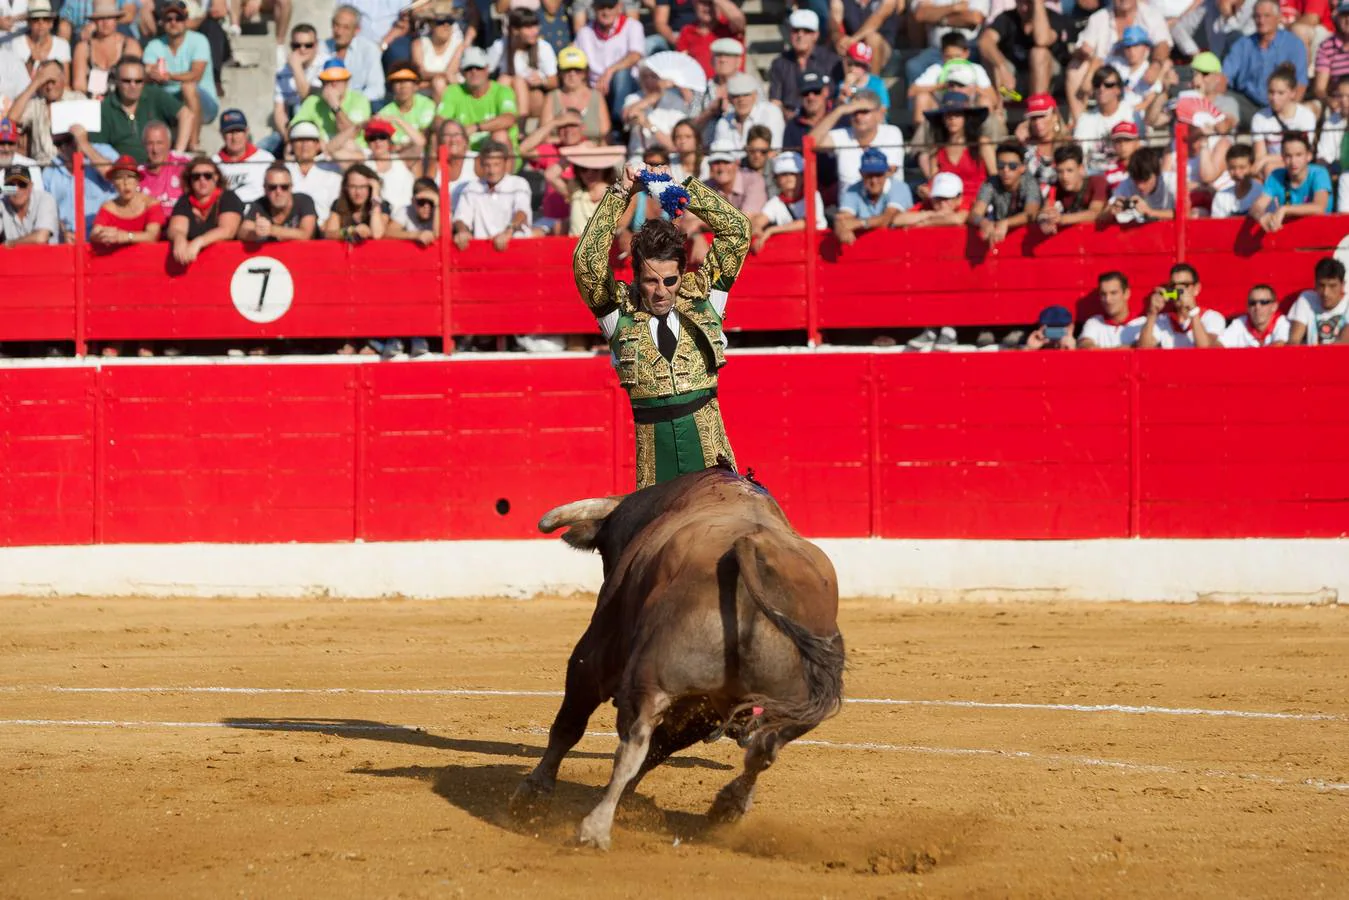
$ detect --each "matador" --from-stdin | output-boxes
[573,165,751,489]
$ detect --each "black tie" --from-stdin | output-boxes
[656,313,677,362]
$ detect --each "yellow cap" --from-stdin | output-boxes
[558,45,588,70]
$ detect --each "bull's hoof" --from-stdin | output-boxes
[508,778,553,822]
[576,815,613,851]
[707,782,753,825]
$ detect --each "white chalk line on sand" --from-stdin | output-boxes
[1,717,1344,794]
[0,685,1342,722]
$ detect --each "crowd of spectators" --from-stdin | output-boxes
[2,0,1349,355]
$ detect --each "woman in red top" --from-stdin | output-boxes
[90,155,167,248]
[920,94,991,211]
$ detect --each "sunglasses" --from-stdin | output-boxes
[189,171,216,181]
[291,41,315,49]
[162,13,186,22]
[415,196,437,206]
[433,16,456,24]
[366,133,391,141]
[1248,298,1276,306]
[996,161,1021,171]
[1097,81,1121,89]
[265,182,292,192]
[120,76,144,84]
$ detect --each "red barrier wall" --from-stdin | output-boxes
[3,349,1348,548]
[6,217,1345,345]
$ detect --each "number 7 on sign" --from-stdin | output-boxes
[247,266,272,311]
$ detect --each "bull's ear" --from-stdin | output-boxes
[558,520,603,551]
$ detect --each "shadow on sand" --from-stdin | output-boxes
[219,717,736,845]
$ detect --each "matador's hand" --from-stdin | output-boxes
[620,164,639,192]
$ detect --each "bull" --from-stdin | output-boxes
[510,462,846,849]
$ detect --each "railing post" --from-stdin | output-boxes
[803,134,821,347]
[438,143,454,356]
[73,152,87,356]
[1174,121,1189,265]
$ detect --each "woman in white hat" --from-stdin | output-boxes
[72,0,141,97]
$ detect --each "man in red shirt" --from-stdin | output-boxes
[675,0,746,77]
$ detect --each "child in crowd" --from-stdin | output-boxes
[1209,145,1264,219]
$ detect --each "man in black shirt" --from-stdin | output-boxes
[977,0,1072,99]
[768,7,843,112]
[781,72,839,193]
[238,162,318,242]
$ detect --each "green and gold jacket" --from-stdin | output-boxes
[572,177,751,403]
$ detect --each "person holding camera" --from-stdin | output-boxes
[1103,146,1175,224]
[1134,263,1226,348]
[1024,304,1077,350]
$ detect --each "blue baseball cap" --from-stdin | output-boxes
[1038,305,1073,328]
[220,108,248,133]
[1119,25,1151,48]
[858,147,889,175]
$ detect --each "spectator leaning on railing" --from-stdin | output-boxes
[750,150,826,252]
[1288,256,1349,343]
[1219,283,1291,346]
[213,109,273,204]
[970,140,1042,247]
[390,175,439,247]
[1134,263,1226,348]
[89,154,166,247]
[1077,271,1141,349]
[451,139,532,251]
[1104,146,1176,223]
[833,146,914,244]
[90,57,193,162]
[238,161,317,242]
[323,162,388,243]
[1248,130,1333,230]
[1038,143,1109,233]
[167,155,241,265]
[1,164,60,246]
[1209,143,1263,217]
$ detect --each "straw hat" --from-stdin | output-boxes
[559,142,626,171]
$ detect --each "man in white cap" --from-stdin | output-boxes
[285,120,342,221]
[751,151,826,251]
[894,170,969,226]
[712,71,784,149]
[768,7,843,112]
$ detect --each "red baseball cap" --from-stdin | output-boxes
[1025,93,1057,117]
[0,119,18,143]
[1110,120,1140,138]
[363,117,397,139]
[847,41,873,65]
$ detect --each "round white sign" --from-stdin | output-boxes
[230,256,295,324]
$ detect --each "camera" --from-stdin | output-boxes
[1160,286,1179,301]
[1045,325,1068,341]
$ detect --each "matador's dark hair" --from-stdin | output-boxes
[631,218,687,275]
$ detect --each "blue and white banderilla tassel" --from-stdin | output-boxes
[638,169,691,218]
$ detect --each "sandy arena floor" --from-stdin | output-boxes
[1,595,1346,899]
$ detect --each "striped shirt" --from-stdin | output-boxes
[1315,34,1349,78]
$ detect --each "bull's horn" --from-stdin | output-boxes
[538,497,624,534]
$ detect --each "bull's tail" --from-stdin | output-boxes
[732,535,845,733]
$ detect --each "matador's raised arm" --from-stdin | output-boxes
[681,177,751,298]
[573,185,629,318]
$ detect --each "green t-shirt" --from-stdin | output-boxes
[289,90,373,142]
[377,95,437,146]
[434,82,519,152]
[91,87,183,163]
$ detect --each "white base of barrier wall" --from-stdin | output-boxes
[0,539,1345,605]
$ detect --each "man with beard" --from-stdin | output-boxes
[574,162,750,488]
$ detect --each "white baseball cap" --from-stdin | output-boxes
[705,140,739,164]
[772,152,803,175]
[460,46,490,69]
[788,8,819,31]
[726,72,759,96]
[710,37,744,56]
[288,120,322,141]
[930,171,963,199]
